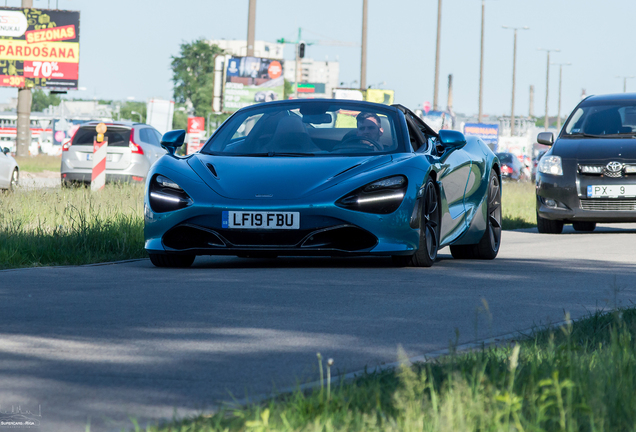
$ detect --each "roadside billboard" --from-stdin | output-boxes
[223,56,284,112]
[0,7,80,89]
[186,116,205,155]
[146,99,174,135]
[464,123,499,149]
[365,89,394,105]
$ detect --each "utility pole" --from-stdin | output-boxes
[16,0,33,157]
[502,26,529,136]
[447,74,453,112]
[554,62,571,131]
[616,75,635,93]
[360,0,368,89]
[433,0,442,110]
[538,48,559,131]
[295,28,301,98]
[478,0,485,123]
[529,85,535,117]
[246,0,256,57]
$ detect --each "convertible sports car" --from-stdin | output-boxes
[536,93,636,233]
[144,100,502,267]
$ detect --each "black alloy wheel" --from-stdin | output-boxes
[393,178,440,267]
[8,169,18,192]
[572,221,596,232]
[450,169,502,260]
[536,213,564,234]
[149,253,196,268]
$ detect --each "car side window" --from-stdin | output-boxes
[152,129,163,145]
[140,128,161,146]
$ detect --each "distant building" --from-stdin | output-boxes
[208,39,284,59]
[284,59,340,99]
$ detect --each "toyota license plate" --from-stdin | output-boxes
[222,211,300,229]
[587,185,636,198]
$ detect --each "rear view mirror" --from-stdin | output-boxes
[537,132,554,146]
[161,130,186,156]
[438,130,467,150]
[302,114,332,125]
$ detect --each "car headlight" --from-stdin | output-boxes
[538,155,563,176]
[336,175,407,214]
[148,174,192,213]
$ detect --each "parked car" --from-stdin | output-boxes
[0,147,19,191]
[144,99,502,268]
[61,121,166,186]
[536,93,636,233]
[496,152,525,181]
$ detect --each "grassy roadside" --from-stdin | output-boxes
[502,181,536,229]
[14,155,61,173]
[140,306,636,432]
[0,184,145,269]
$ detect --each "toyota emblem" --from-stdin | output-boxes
[606,161,623,172]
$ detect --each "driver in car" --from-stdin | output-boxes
[356,112,384,142]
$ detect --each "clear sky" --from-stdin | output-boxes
[1,0,634,119]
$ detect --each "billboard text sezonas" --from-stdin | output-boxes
[0,7,80,89]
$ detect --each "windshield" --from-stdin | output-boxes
[563,101,636,137]
[202,102,403,156]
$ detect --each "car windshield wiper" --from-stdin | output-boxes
[566,133,605,138]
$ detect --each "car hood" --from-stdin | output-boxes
[553,138,636,162]
[188,154,394,200]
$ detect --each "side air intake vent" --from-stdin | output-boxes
[206,163,218,178]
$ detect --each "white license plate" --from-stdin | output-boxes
[86,154,114,162]
[587,185,636,198]
[222,211,300,229]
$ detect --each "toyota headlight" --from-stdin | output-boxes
[336,175,408,214]
[538,155,563,176]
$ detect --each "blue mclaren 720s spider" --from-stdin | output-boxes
[144,100,502,268]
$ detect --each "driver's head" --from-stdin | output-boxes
[356,112,383,141]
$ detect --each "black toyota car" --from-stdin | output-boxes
[536,93,636,233]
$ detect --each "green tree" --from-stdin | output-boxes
[284,79,293,100]
[171,39,223,119]
[119,101,146,123]
[31,89,61,112]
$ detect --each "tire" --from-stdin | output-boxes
[392,178,440,267]
[572,221,596,232]
[8,169,18,192]
[536,213,564,234]
[149,253,195,268]
[450,169,502,260]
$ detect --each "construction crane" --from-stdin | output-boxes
[277,28,358,98]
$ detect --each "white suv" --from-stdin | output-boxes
[61,121,166,186]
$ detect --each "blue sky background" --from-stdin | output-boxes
[0,0,633,119]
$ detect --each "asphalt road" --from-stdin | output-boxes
[1,224,635,431]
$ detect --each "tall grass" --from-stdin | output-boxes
[502,181,535,229]
[140,308,636,432]
[14,155,61,173]
[0,184,145,269]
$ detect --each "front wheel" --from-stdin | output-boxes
[393,178,440,267]
[149,253,195,268]
[8,169,18,192]
[536,213,564,234]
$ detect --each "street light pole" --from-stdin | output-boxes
[246,0,256,57]
[433,0,442,110]
[478,0,485,123]
[502,26,529,136]
[553,63,571,131]
[360,0,368,90]
[538,48,560,131]
[616,75,635,93]
[16,0,33,157]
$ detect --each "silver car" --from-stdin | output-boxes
[0,147,19,191]
[61,121,166,186]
